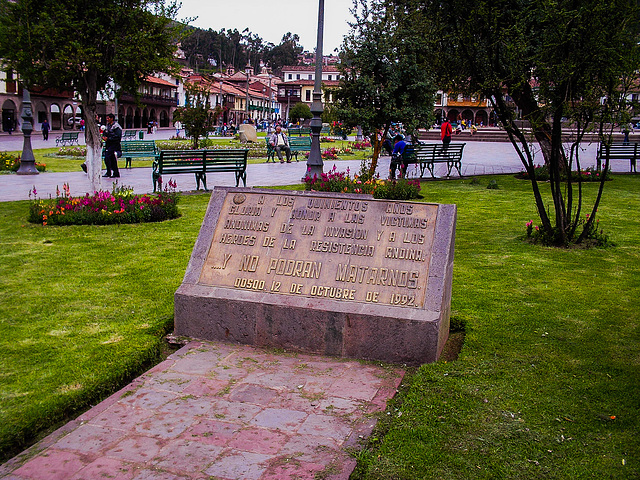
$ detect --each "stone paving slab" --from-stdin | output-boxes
[0,340,404,480]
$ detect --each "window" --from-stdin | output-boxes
[328,75,332,81]
[288,74,292,80]
[308,74,313,80]
[306,90,311,101]
[296,74,300,80]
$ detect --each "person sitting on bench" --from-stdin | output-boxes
[389,134,408,179]
[269,125,292,163]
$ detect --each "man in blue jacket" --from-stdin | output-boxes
[389,134,408,179]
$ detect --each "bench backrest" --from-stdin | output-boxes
[404,143,466,161]
[597,143,639,157]
[288,127,311,136]
[121,140,157,154]
[289,137,312,149]
[158,149,248,169]
[62,132,78,139]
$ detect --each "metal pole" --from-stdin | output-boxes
[267,74,272,134]
[245,70,250,123]
[306,0,325,178]
[16,88,38,175]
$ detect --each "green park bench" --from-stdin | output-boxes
[289,136,312,162]
[400,142,466,178]
[101,140,159,168]
[119,140,159,168]
[596,142,639,173]
[55,132,80,146]
[152,148,248,192]
[288,127,311,136]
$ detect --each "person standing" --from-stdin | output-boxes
[41,119,50,140]
[441,118,452,148]
[269,125,292,163]
[102,113,122,178]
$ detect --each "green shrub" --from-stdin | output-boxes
[517,164,610,182]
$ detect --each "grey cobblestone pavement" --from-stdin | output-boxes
[0,129,614,202]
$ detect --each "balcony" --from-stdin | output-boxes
[120,92,177,106]
[276,94,301,104]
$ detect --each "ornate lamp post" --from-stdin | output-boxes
[16,88,38,175]
[306,0,325,178]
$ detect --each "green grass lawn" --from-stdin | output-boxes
[2,138,369,172]
[0,174,638,477]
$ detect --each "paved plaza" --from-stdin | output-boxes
[1,341,404,479]
[0,128,616,202]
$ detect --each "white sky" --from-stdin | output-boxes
[177,0,354,54]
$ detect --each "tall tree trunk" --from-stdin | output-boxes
[79,70,103,192]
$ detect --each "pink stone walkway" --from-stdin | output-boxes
[0,341,404,480]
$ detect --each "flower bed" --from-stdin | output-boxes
[57,146,87,157]
[351,141,371,150]
[0,152,46,172]
[304,165,421,200]
[28,181,180,226]
[155,140,267,158]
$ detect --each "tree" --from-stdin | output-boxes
[288,102,312,124]
[422,0,640,246]
[263,33,303,76]
[334,0,436,177]
[0,0,184,190]
[173,82,217,149]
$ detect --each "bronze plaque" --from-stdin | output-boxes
[199,191,438,308]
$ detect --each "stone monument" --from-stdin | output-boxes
[175,188,456,365]
[238,124,258,143]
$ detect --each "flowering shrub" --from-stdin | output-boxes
[58,146,87,157]
[322,148,339,160]
[304,165,421,200]
[0,152,46,172]
[524,213,611,247]
[373,178,422,200]
[351,141,371,150]
[517,164,610,182]
[28,181,180,226]
[320,137,336,143]
[0,152,20,171]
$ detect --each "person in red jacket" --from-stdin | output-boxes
[441,118,452,148]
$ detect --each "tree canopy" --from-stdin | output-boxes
[421,0,640,245]
[334,0,436,176]
[180,28,303,77]
[288,102,312,123]
[0,0,184,189]
[173,83,217,149]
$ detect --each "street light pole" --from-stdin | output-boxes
[306,0,325,178]
[245,69,250,123]
[267,74,272,134]
[16,87,38,175]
